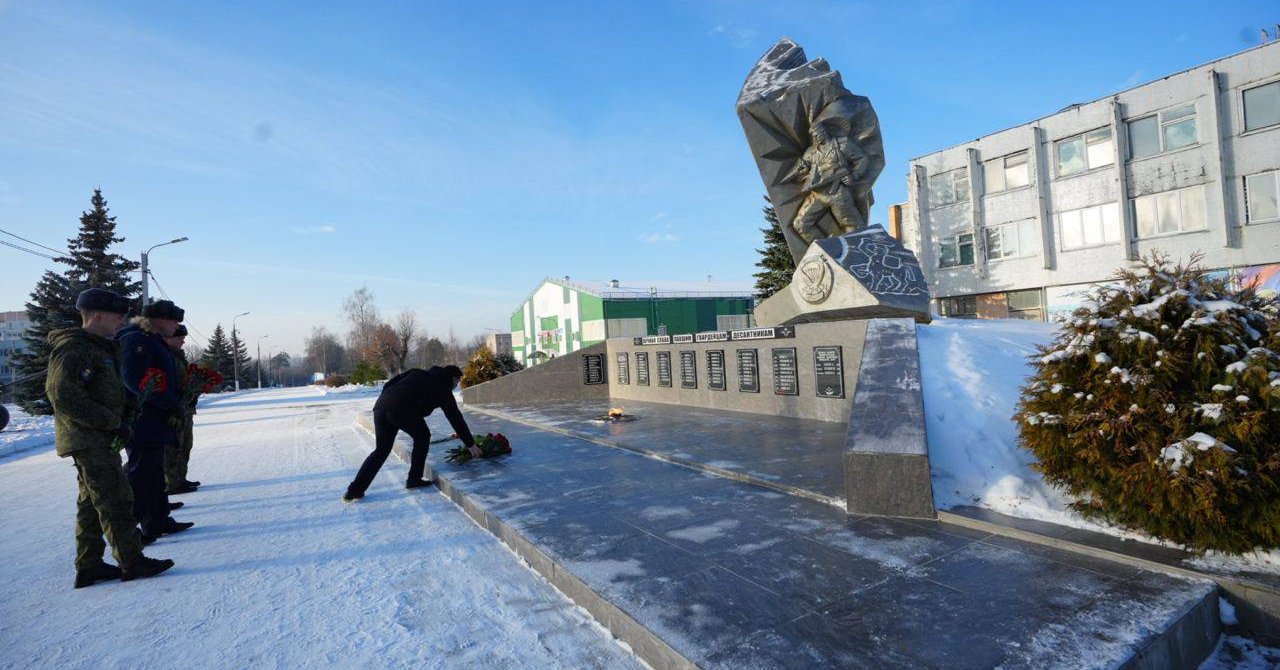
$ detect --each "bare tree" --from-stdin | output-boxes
[341,285,380,361]
[394,309,418,373]
[305,326,347,376]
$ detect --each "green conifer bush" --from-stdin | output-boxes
[1016,254,1279,553]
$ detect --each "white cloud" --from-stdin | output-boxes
[290,225,336,235]
[711,24,757,49]
[639,232,680,244]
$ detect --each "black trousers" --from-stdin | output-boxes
[124,443,170,535]
[348,408,431,495]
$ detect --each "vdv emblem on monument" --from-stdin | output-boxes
[797,255,833,304]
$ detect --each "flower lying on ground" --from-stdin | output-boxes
[445,433,512,464]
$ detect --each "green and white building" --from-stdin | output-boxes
[510,278,757,367]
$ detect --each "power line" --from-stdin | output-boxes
[0,238,58,261]
[0,228,62,255]
[147,268,208,350]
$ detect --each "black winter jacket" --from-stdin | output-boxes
[375,367,474,446]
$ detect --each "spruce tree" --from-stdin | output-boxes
[230,329,252,387]
[1017,254,1280,553]
[201,324,234,382]
[752,197,794,299]
[12,189,140,413]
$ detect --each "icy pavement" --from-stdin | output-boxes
[0,404,55,458]
[0,387,642,669]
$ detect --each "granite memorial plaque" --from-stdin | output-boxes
[737,348,760,393]
[813,345,844,398]
[616,352,630,385]
[706,350,727,391]
[679,350,697,389]
[657,351,673,388]
[772,347,799,396]
[636,352,650,386]
[583,353,606,386]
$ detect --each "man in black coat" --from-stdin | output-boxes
[343,365,475,502]
[117,300,194,541]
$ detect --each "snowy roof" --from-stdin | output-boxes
[544,276,757,300]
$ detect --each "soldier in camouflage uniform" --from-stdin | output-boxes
[162,325,199,493]
[47,288,174,588]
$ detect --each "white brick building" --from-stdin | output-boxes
[903,40,1280,320]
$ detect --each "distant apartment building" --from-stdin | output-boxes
[510,277,756,367]
[1,311,31,395]
[902,40,1280,320]
[483,332,513,358]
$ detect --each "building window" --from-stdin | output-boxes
[938,233,975,268]
[1007,289,1046,321]
[983,151,1029,194]
[940,296,977,318]
[1245,170,1280,223]
[1055,128,1113,177]
[1133,184,1207,238]
[1058,202,1121,250]
[928,168,970,207]
[1128,104,1197,159]
[1243,80,1280,133]
[984,219,1039,260]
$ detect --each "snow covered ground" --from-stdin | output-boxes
[917,317,1280,577]
[0,386,642,669]
[0,404,55,458]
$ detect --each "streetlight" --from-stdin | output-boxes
[257,334,271,389]
[265,344,275,388]
[140,237,189,306]
[232,311,250,391]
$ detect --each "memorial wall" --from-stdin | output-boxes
[604,320,869,423]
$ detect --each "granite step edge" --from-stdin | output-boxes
[941,507,1279,646]
[465,405,847,510]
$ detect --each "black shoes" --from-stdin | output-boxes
[342,491,364,503]
[120,557,175,582]
[168,501,184,511]
[74,562,122,589]
[167,483,198,495]
[405,479,432,490]
[163,521,195,535]
[183,480,201,487]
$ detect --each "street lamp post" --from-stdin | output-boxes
[266,345,275,388]
[232,311,250,391]
[257,334,271,389]
[140,237,189,306]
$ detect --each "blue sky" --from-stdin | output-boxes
[2,0,1275,354]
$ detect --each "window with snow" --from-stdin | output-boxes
[983,151,1030,194]
[1127,103,1197,160]
[985,219,1039,260]
[1055,127,1113,177]
[928,167,970,207]
[1058,202,1122,250]
[1245,170,1280,224]
[938,233,975,268]
[1132,184,1207,238]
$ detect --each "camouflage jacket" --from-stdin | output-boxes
[46,327,135,457]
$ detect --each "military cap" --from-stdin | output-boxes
[173,324,188,337]
[75,288,131,314]
[141,299,185,321]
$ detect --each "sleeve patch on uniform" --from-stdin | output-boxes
[79,367,95,383]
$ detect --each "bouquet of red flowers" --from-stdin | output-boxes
[445,433,512,464]
[112,368,167,450]
[183,363,224,405]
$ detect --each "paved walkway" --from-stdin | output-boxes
[420,405,1219,669]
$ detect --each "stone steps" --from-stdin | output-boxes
[354,409,1221,669]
